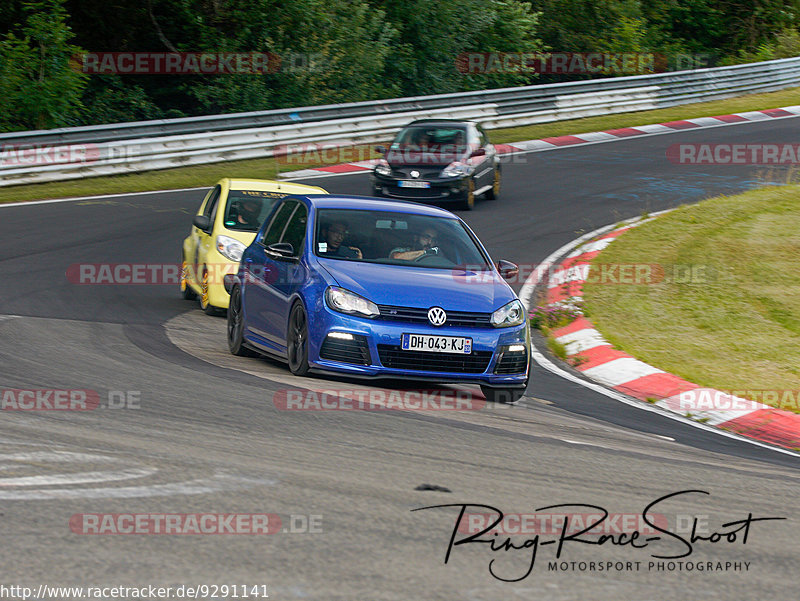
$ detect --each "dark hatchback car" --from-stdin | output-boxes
[371,119,501,210]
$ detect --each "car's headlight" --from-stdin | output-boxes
[216,235,246,262]
[491,299,525,328]
[374,159,391,176]
[441,161,471,178]
[325,286,379,318]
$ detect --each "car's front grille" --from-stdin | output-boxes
[377,305,492,328]
[319,334,371,365]
[494,349,529,374]
[377,345,492,373]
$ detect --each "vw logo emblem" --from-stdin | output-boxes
[410,170,420,179]
[428,307,447,326]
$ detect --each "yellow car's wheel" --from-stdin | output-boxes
[200,268,219,315]
[180,259,197,300]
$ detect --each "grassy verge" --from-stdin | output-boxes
[2,85,800,204]
[582,184,800,412]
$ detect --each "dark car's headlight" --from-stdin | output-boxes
[325,286,380,318]
[374,159,391,176]
[441,161,472,178]
[491,299,525,328]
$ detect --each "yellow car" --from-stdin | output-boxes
[181,178,328,313]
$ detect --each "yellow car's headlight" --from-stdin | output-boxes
[216,235,246,262]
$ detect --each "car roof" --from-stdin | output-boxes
[226,178,327,194]
[293,194,461,218]
[405,119,473,128]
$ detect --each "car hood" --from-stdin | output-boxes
[318,260,516,312]
[385,148,467,168]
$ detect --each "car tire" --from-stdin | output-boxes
[287,302,311,376]
[199,268,221,315]
[484,168,501,201]
[461,178,475,210]
[480,385,525,404]
[181,259,197,300]
[227,285,258,357]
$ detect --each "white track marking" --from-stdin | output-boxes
[733,110,774,121]
[0,467,156,487]
[685,117,728,126]
[572,131,619,142]
[0,187,208,208]
[0,472,275,500]
[0,451,124,463]
[581,358,663,387]
[556,328,609,354]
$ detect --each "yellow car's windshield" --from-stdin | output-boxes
[223,190,290,232]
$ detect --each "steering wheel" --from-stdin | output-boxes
[413,251,451,265]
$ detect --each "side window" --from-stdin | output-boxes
[261,201,296,246]
[467,126,480,147]
[477,125,489,147]
[281,203,308,257]
[203,185,221,217]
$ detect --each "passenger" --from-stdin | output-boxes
[319,221,363,259]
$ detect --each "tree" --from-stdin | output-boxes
[0,0,87,130]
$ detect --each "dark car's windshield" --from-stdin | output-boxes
[223,190,291,232]
[314,209,490,269]
[390,125,468,153]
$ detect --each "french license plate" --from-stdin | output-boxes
[398,180,430,188]
[401,333,472,354]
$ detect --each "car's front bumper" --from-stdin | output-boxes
[307,304,530,387]
[371,172,470,202]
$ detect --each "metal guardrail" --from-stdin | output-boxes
[2,57,800,187]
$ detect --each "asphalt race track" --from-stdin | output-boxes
[1,116,798,600]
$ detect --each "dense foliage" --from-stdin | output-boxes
[0,0,798,130]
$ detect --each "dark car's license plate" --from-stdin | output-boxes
[397,180,430,188]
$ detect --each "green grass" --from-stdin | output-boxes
[583,183,800,412]
[2,85,800,204]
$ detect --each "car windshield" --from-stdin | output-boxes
[223,189,290,232]
[390,125,467,153]
[314,208,491,269]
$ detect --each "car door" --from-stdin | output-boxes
[245,200,305,348]
[194,184,222,282]
[271,202,310,347]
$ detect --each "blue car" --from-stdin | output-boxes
[225,195,530,402]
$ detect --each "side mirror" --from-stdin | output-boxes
[192,215,211,232]
[497,260,519,281]
[375,145,387,154]
[266,242,294,258]
[470,148,486,158]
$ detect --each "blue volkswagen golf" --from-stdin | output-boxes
[225,195,530,402]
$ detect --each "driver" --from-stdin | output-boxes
[390,227,439,261]
[234,199,262,228]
